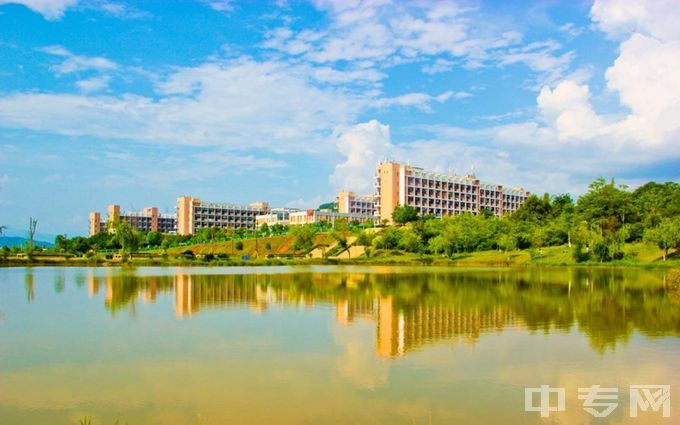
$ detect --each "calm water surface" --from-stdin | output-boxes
[0,266,679,425]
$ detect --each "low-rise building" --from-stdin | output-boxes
[176,197,269,235]
[88,204,177,236]
[336,191,377,216]
[289,209,373,227]
[255,207,299,227]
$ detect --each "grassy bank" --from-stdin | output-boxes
[2,241,678,268]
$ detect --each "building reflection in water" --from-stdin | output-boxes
[174,273,516,357]
[92,268,680,356]
[174,273,274,316]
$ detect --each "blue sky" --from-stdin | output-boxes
[0,0,678,237]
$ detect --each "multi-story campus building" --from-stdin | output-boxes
[288,209,373,227]
[255,207,300,227]
[88,161,530,235]
[176,197,269,235]
[375,162,529,223]
[89,204,177,236]
[336,191,377,216]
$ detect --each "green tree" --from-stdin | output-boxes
[551,193,575,217]
[145,231,163,247]
[69,237,91,255]
[331,218,350,252]
[398,228,422,253]
[356,230,375,247]
[496,233,517,253]
[54,234,70,253]
[511,194,552,223]
[259,223,270,235]
[160,238,170,255]
[113,221,139,257]
[633,182,680,227]
[577,177,633,237]
[372,226,401,250]
[90,231,116,251]
[1,245,9,260]
[392,205,419,225]
[291,224,317,253]
[644,218,680,261]
[427,217,459,258]
[25,217,38,260]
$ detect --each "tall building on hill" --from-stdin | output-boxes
[89,204,177,236]
[176,197,269,235]
[375,162,529,223]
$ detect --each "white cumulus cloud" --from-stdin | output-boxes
[0,0,78,20]
[330,120,392,194]
[75,75,110,93]
[40,45,118,75]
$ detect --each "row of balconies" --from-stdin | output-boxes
[407,184,476,193]
[406,190,478,198]
[408,198,476,204]
[407,177,474,187]
[194,217,255,222]
[407,194,478,202]
[195,214,257,220]
[409,200,476,208]
[195,209,260,216]
[195,222,255,229]
[415,207,477,214]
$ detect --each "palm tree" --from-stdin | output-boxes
[0,225,5,236]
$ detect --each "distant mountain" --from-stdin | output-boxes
[0,236,53,248]
[1,226,57,243]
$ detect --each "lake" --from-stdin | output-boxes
[0,266,678,424]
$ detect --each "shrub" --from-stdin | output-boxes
[235,241,244,251]
[528,248,542,260]
[264,241,272,250]
[572,244,591,263]
[593,242,612,262]
[203,253,215,262]
[181,250,195,260]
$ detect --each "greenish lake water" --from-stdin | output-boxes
[0,266,678,424]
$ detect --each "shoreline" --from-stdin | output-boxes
[2,257,678,269]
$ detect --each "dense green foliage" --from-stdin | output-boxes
[392,204,419,224]
[366,178,680,262]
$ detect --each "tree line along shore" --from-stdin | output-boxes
[2,178,679,268]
